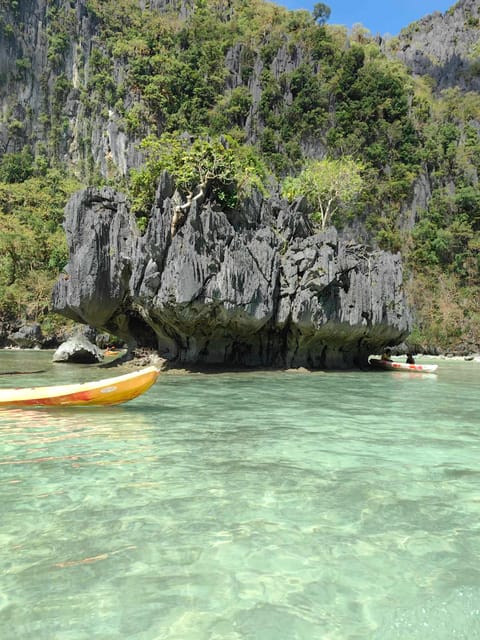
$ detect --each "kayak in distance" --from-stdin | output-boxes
[369,358,438,374]
[0,366,160,408]
[104,348,126,357]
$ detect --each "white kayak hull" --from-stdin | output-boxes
[369,358,438,374]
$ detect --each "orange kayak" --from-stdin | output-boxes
[104,348,125,357]
[0,366,160,407]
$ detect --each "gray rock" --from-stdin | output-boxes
[70,324,98,343]
[393,0,480,93]
[52,182,412,369]
[10,323,43,348]
[52,334,104,363]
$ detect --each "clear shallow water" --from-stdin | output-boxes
[1,351,480,639]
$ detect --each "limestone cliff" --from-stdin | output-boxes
[3,0,474,180]
[0,0,144,175]
[52,182,410,368]
[4,0,473,359]
[394,0,480,92]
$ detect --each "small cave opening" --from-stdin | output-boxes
[125,312,158,349]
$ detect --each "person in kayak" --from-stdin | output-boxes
[381,348,392,361]
[406,353,415,364]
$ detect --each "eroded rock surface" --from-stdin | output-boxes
[52,181,411,368]
[52,334,104,364]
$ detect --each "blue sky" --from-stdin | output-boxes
[276,0,455,36]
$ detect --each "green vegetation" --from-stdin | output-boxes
[0,148,34,183]
[0,0,479,350]
[130,132,268,220]
[313,3,331,25]
[0,170,81,325]
[282,157,364,229]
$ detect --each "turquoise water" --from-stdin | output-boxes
[1,351,479,639]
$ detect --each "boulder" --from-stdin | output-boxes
[52,334,104,364]
[10,323,43,348]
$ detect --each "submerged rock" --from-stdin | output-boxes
[52,182,411,369]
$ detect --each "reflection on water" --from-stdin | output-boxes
[1,351,480,639]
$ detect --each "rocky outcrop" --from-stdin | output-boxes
[52,180,411,369]
[52,334,104,363]
[9,323,43,348]
[394,0,480,92]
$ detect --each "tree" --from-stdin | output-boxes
[0,149,34,183]
[282,157,364,229]
[312,3,331,25]
[0,172,80,323]
[129,133,268,234]
[0,213,38,285]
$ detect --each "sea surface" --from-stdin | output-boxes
[0,350,479,639]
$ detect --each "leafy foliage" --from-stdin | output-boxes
[312,3,331,25]
[0,148,34,183]
[0,171,81,322]
[129,132,268,216]
[282,157,364,229]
